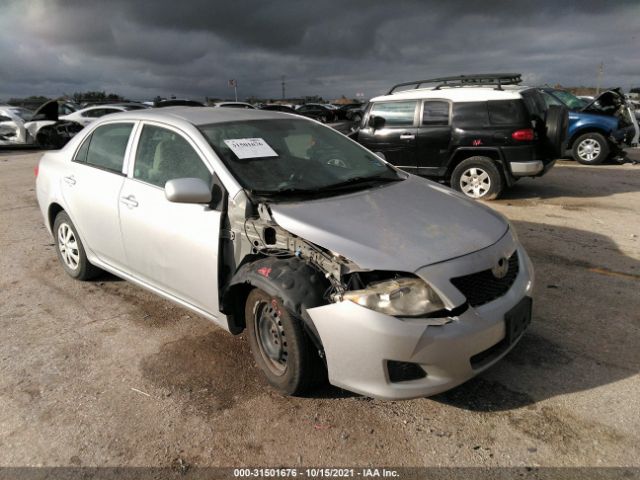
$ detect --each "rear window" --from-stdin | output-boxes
[487,100,528,125]
[452,102,489,127]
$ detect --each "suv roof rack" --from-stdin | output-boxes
[387,73,522,94]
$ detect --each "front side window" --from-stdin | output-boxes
[369,101,417,126]
[134,125,211,188]
[199,118,400,195]
[82,123,133,173]
[422,101,450,126]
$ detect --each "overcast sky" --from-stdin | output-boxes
[1,0,638,102]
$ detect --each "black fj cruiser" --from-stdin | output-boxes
[350,74,567,200]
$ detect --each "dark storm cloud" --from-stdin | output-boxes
[0,0,638,101]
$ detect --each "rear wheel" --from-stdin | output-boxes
[451,157,503,200]
[53,211,101,280]
[246,288,323,395]
[572,133,609,165]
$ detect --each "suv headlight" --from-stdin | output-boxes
[342,277,445,316]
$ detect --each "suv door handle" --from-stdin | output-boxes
[63,175,76,186]
[120,195,139,208]
[400,133,415,140]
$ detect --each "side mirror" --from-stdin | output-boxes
[165,178,212,204]
[368,115,385,130]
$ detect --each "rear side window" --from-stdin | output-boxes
[369,101,417,126]
[83,123,133,173]
[422,101,450,126]
[452,102,489,127]
[487,100,528,125]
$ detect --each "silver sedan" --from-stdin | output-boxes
[36,107,534,399]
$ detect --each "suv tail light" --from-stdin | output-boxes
[511,128,535,141]
[34,163,39,178]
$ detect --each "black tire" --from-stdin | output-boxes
[451,156,503,200]
[246,288,323,395]
[544,105,569,158]
[572,132,610,165]
[53,211,101,280]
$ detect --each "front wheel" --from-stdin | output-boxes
[451,157,503,200]
[572,133,609,165]
[245,289,323,395]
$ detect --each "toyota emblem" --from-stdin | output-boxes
[492,257,509,279]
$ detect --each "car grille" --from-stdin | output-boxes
[450,252,519,307]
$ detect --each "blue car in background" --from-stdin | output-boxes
[538,88,639,164]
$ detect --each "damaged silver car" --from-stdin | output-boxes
[0,100,83,148]
[36,107,534,399]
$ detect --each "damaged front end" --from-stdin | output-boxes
[584,89,640,150]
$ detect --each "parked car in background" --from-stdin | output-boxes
[154,99,205,108]
[1,100,83,148]
[212,102,256,109]
[35,106,534,400]
[351,74,566,200]
[60,104,148,127]
[336,103,365,121]
[526,87,639,164]
[296,103,337,123]
[260,104,298,114]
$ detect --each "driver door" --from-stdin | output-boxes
[118,123,222,316]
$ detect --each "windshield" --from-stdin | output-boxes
[548,90,588,110]
[199,119,400,195]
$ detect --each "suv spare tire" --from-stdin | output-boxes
[544,105,569,158]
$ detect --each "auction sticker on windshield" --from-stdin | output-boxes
[224,138,278,159]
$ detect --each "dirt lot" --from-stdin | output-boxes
[1,151,639,470]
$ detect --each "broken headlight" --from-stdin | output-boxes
[342,277,445,316]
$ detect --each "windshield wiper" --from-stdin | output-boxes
[321,174,403,191]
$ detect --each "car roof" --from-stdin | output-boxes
[371,86,523,103]
[99,106,298,126]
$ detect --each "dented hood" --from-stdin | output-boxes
[581,88,626,114]
[270,175,509,272]
[31,100,59,121]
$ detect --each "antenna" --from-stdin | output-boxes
[281,75,286,100]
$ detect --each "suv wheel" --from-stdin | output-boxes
[245,288,323,395]
[572,133,609,165]
[451,157,503,200]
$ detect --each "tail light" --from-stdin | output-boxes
[34,163,39,178]
[511,128,535,141]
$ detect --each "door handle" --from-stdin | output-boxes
[400,133,415,140]
[120,195,139,208]
[63,175,76,186]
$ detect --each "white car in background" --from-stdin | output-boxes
[0,101,83,148]
[61,104,148,127]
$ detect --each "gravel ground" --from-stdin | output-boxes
[0,150,639,470]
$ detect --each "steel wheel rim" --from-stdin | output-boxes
[57,223,79,270]
[254,300,288,376]
[460,167,491,198]
[577,138,601,161]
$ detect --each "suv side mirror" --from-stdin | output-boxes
[368,115,385,130]
[165,178,212,204]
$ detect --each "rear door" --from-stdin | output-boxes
[416,100,452,176]
[60,122,135,268]
[357,100,419,171]
[118,122,222,316]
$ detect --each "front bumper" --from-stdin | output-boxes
[308,232,534,400]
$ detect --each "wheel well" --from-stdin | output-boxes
[222,283,254,334]
[567,128,609,149]
[48,203,64,231]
